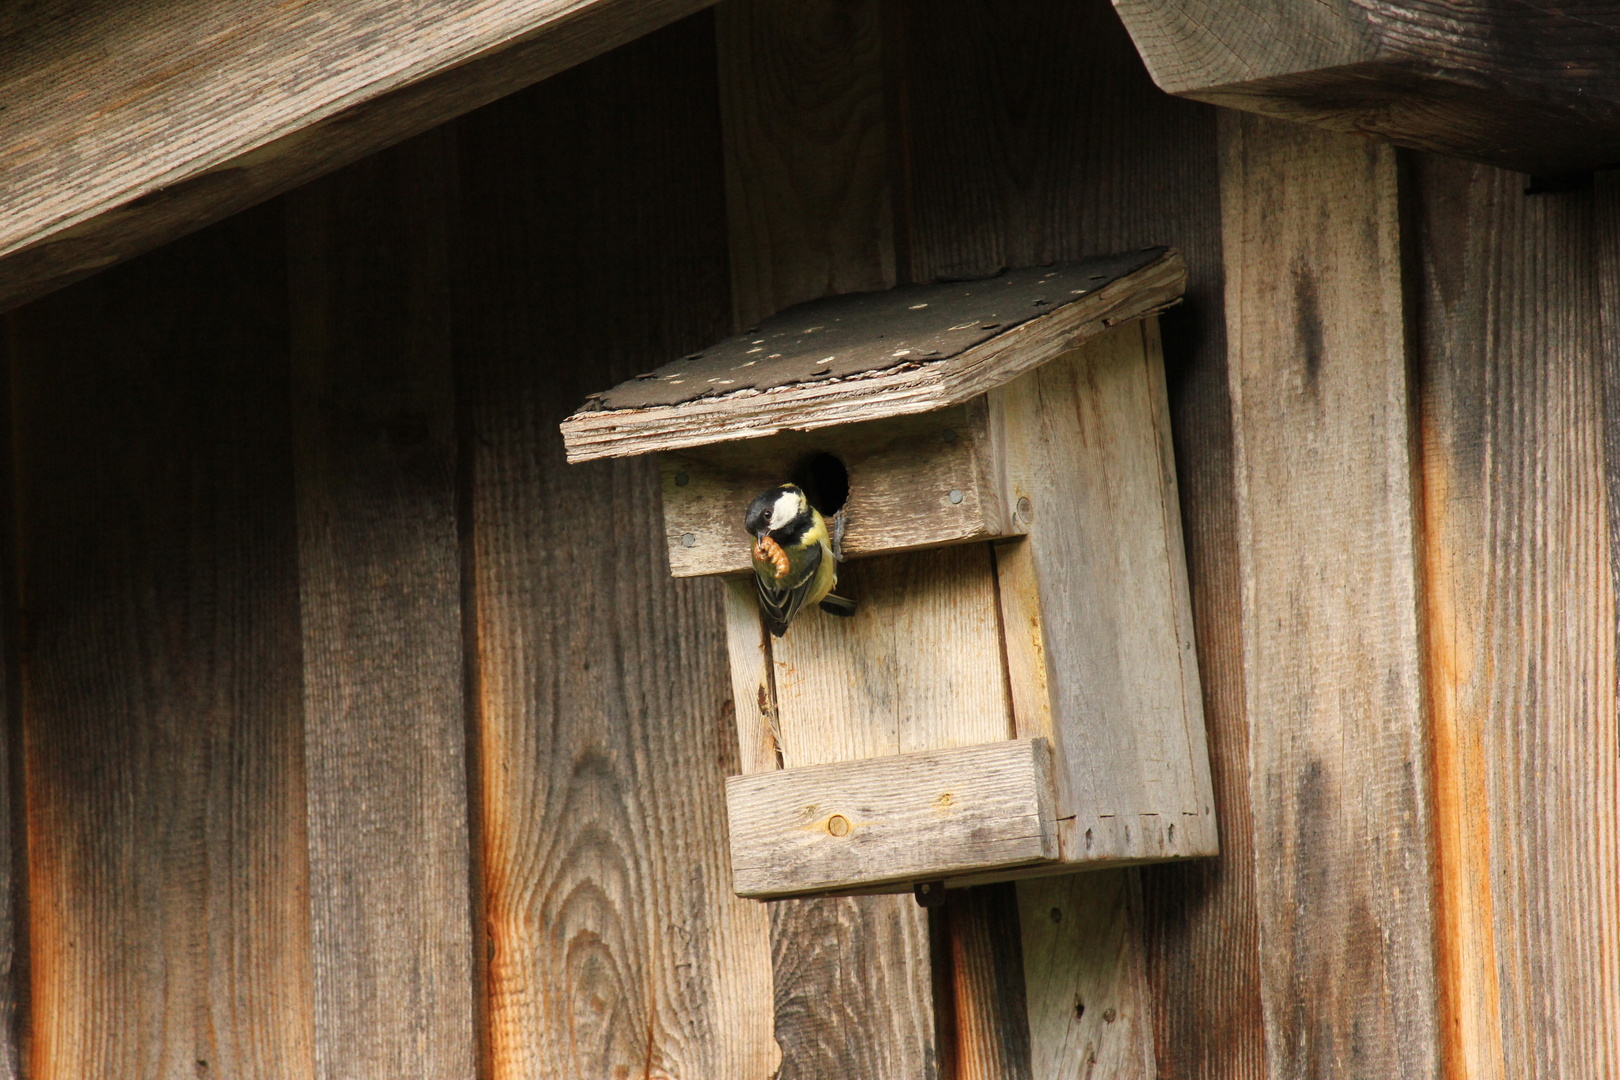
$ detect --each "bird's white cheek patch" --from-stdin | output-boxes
[768,491,800,531]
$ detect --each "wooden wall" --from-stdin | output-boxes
[0,2,1614,1078]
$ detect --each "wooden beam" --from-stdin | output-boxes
[286,132,477,1080]
[727,739,1058,899]
[1420,154,1620,1080]
[941,883,1035,1080]
[892,3,1240,1073]
[0,0,715,314]
[1112,0,1620,174]
[1221,112,1442,1075]
[0,294,28,1080]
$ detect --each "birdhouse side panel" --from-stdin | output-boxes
[990,319,1216,863]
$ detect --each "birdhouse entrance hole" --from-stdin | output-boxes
[791,452,848,518]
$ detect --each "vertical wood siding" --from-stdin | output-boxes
[454,16,777,1078]
[1417,157,1620,1080]
[287,130,478,1080]
[0,2,1613,1076]
[1220,114,1443,1079]
[714,4,938,1074]
[6,205,316,1080]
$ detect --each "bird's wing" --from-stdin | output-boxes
[756,540,823,637]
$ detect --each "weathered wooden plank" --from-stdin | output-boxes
[659,400,1011,577]
[1221,112,1441,1077]
[714,3,940,1072]
[769,894,936,1080]
[452,18,775,1078]
[715,0,896,331]
[768,543,1013,766]
[941,883,1035,1080]
[286,131,476,1080]
[722,577,782,775]
[7,205,314,1078]
[727,739,1057,898]
[1112,0,1620,173]
[562,250,1184,461]
[0,294,28,1080]
[896,5,1246,1073]
[0,0,719,313]
[988,322,1215,864]
[1420,156,1620,1080]
[1018,871,1155,1080]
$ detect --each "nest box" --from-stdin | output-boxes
[562,248,1216,900]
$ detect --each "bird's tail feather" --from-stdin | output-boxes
[818,593,858,617]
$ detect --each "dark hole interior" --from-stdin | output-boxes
[791,452,849,517]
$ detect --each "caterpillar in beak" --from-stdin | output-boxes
[754,535,791,580]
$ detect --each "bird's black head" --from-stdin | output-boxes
[744,484,809,540]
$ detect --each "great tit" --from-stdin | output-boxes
[744,484,858,636]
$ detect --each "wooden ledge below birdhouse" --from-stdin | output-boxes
[726,738,1059,899]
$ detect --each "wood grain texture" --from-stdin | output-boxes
[769,894,936,1080]
[286,132,476,1080]
[561,250,1185,461]
[1018,871,1155,1080]
[6,204,315,1079]
[1221,112,1441,1077]
[940,882,1034,1080]
[452,18,775,1078]
[722,577,782,775]
[988,323,1215,864]
[715,5,942,1071]
[1111,0,1620,173]
[895,5,1251,1074]
[727,739,1057,898]
[716,0,896,330]
[769,543,1012,766]
[659,401,1012,577]
[0,0,719,312]
[1418,156,1620,1080]
[0,274,27,1080]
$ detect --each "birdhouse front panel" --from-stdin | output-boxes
[562,250,1216,899]
[659,400,1017,578]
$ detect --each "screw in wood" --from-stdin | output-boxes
[674,472,689,486]
[1017,495,1034,522]
[826,814,850,837]
[949,489,964,504]
[680,533,696,547]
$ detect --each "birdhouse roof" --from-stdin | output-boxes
[561,247,1185,463]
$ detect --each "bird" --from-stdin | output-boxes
[744,483,858,636]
